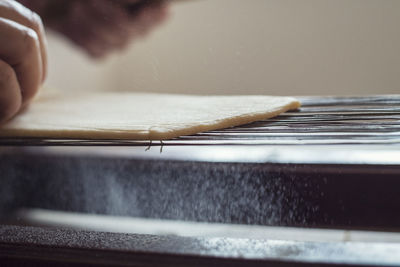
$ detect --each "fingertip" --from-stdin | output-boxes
[31,10,48,82]
[17,26,43,103]
[0,60,22,123]
[0,97,21,123]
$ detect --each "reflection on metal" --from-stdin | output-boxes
[6,144,400,165]
[17,208,400,243]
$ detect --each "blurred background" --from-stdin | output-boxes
[45,0,400,96]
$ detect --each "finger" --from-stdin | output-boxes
[0,0,48,81]
[0,18,42,106]
[127,2,169,38]
[86,0,136,49]
[56,0,133,58]
[83,1,131,47]
[51,1,114,58]
[0,59,22,123]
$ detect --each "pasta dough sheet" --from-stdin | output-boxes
[0,92,301,140]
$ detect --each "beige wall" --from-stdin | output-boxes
[46,0,400,96]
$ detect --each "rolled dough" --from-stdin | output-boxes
[0,92,300,140]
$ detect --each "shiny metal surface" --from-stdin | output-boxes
[15,208,400,243]
[1,225,400,266]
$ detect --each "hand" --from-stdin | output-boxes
[0,0,47,123]
[21,0,169,58]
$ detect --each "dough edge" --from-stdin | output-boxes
[0,100,300,140]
